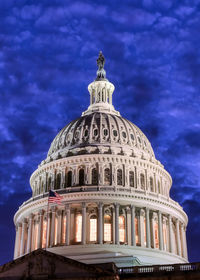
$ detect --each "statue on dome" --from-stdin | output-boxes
[96,51,106,80]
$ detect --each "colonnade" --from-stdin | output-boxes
[14,203,188,261]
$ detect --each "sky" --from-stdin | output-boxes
[0,0,200,265]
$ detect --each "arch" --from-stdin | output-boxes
[150,177,154,192]
[55,173,61,190]
[117,169,123,186]
[129,171,134,187]
[119,215,125,243]
[140,173,145,190]
[79,169,85,186]
[92,168,98,185]
[89,215,97,242]
[104,214,112,242]
[104,168,111,185]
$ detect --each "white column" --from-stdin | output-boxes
[131,205,136,246]
[50,207,56,246]
[150,212,156,248]
[98,202,103,244]
[139,209,145,247]
[46,209,51,248]
[37,210,44,249]
[27,214,33,254]
[65,205,70,245]
[183,226,188,260]
[82,202,86,245]
[176,219,181,256]
[115,203,119,245]
[158,211,163,250]
[20,218,27,256]
[168,215,175,253]
[146,208,151,248]
[57,210,62,245]
[14,223,22,259]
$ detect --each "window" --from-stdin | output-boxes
[155,221,159,249]
[92,168,98,185]
[79,169,84,186]
[150,177,154,192]
[119,216,125,243]
[90,215,97,242]
[135,217,139,245]
[104,129,108,136]
[75,214,82,242]
[55,173,61,190]
[104,215,112,242]
[130,134,134,140]
[104,168,111,185]
[54,216,58,245]
[84,129,88,137]
[117,169,123,185]
[34,222,39,250]
[93,129,98,136]
[140,174,145,189]
[113,130,118,137]
[66,171,72,187]
[129,171,134,187]
[122,131,126,138]
[42,219,47,248]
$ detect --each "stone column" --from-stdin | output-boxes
[65,205,71,246]
[183,226,188,259]
[14,223,22,259]
[139,209,145,247]
[150,212,156,249]
[146,208,151,248]
[115,203,119,245]
[57,210,62,245]
[20,219,27,256]
[37,210,44,249]
[158,211,163,250]
[82,202,86,245]
[50,207,56,246]
[98,202,103,244]
[168,215,174,253]
[131,205,136,246]
[27,214,33,254]
[46,209,51,248]
[176,219,181,256]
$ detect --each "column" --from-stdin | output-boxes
[46,208,51,248]
[14,223,22,259]
[150,213,156,248]
[65,205,71,246]
[82,202,86,245]
[50,207,56,246]
[139,209,145,247]
[175,219,181,256]
[131,205,136,246]
[183,226,188,260]
[168,215,174,253]
[146,208,151,248]
[158,211,163,250]
[98,202,103,244]
[27,214,33,254]
[57,210,62,245]
[20,219,27,256]
[37,210,44,249]
[115,203,119,245]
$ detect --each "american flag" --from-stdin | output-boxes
[48,190,63,204]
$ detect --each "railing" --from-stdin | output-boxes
[118,263,200,275]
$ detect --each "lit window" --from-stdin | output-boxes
[75,214,82,242]
[119,216,125,243]
[155,221,159,249]
[104,215,112,242]
[135,217,139,245]
[163,222,167,251]
[129,171,134,187]
[90,216,97,242]
[42,219,47,248]
[54,217,58,245]
[104,168,111,185]
[34,222,39,250]
[62,215,66,244]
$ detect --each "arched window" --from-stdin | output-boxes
[79,169,84,186]
[117,169,123,186]
[75,214,82,242]
[119,216,125,243]
[42,219,47,248]
[129,171,134,187]
[55,173,61,190]
[48,177,51,191]
[140,174,145,190]
[92,168,98,185]
[90,215,97,242]
[104,168,111,185]
[158,181,161,194]
[104,215,112,242]
[66,171,72,187]
[150,177,154,192]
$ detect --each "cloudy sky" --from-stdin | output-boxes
[0,0,200,265]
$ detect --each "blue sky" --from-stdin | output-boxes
[0,0,200,264]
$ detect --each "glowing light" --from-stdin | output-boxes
[104,215,112,242]
[135,217,139,245]
[34,223,38,250]
[90,217,97,241]
[155,222,159,249]
[119,216,125,243]
[62,215,66,244]
[54,217,58,245]
[42,220,47,248]
[75,214,82,242]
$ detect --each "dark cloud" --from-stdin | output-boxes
[0,0,200,265]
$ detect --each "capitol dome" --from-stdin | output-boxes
[13,52,188,267]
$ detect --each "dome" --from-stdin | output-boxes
[47,112,155,158]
